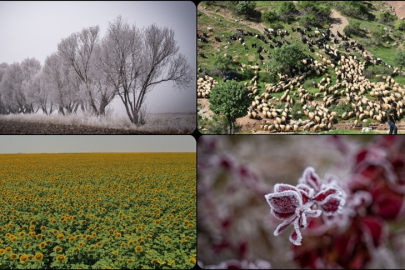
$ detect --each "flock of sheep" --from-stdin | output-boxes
[197,10,404,133]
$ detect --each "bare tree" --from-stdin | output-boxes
[20,58,42,113]
[43,53,81,116]
[103,16,193,126]
[26,71,55,115]
[57,25,102,115]
[0,62,9,114]
[0,63,27,114]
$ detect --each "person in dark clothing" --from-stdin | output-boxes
[388,103,398,134]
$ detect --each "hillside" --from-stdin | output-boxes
[197,1,405,134]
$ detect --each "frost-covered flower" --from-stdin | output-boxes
[265,167,346,245]
[265,183,322,245]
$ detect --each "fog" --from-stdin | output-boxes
[0,1,196,114]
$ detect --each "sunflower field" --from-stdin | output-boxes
[0,153,196,269]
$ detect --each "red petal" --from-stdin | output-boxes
[320,196,342,215]
[266,191,302,214]
[362,216,385,247]
[274,214,298,236]
[300,167,321,191]
[371,182,405,220]
[274,183,299,193]
[272,209,295,220]
[313,187,340,203]
[299,190,310,205]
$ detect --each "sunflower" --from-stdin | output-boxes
[52,229,58,235]
[184,220,189,225]
[72,248,79,253]
[92,232,97,237]
[136,237,143,243]
[29,225,35,231]
[0,249,5,255]
[96,241,103,247]
[85,235,92,241]
[34,253,43,262]
[10,253,18,260]
[20,254,29,263]
[5,233,11,238]
[39,242,46,249]
[29,231,36,236]
[128,240,134,246]
[151,259,159,264]
[120,242,126,248]
[89,245,96,251]
[54,246,63,252]
[24,243,31,249]
[36,234,43,240]
[81,220,87,225]
[19,232,26,237]
[78,241,85,247]
[11,237,18,243]
[167,260,175,266]
[187,224,194,229]
[184,236,192,241]
[69,236,75,242]
[56,254,66,262]
[40,226,46,230]
[172,222,179,226]
[71,220,77,225]
[28,255,34,259]
[57,233,64,240]
[135,246,143,253]
[5,247,12,253]
[111,250,118,255]
[189,258,196,264]
[115,232,122,238]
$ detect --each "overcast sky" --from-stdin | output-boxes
[0,1,196,114]
[0,135,196,153]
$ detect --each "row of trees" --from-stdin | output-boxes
[0,16,192,125]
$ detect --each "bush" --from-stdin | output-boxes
[300,15,317,28]
[203,114,230,134]
[379,11,397,24]
[257,72,277,84]
[340,1,369,19]
[343,21,362,37]
[398,20,405,31]
[371,27,385,45]
[269,22,284,30]
[363,69,375,79]
[236,1,256,16]
[329,102,353,117]
[279,1,297,23]
[291,103,303,120]
[262,11,278,23]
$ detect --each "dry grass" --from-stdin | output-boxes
[0,113,196,134]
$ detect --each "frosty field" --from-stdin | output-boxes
[0,153,196,269]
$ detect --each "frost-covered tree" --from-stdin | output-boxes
[0,63,27,114]
[43,53,81,115]
[103,16,193,126]
[57,25,102,115]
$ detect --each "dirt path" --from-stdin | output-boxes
[330,9,349,38]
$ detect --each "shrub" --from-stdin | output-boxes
[262,11,278,23]
[291,103,303,120]
[343,21,362,37]
[236,1,256,16]
[363,69,375,79]
[379,11,397,24]
[397,20,405,31]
